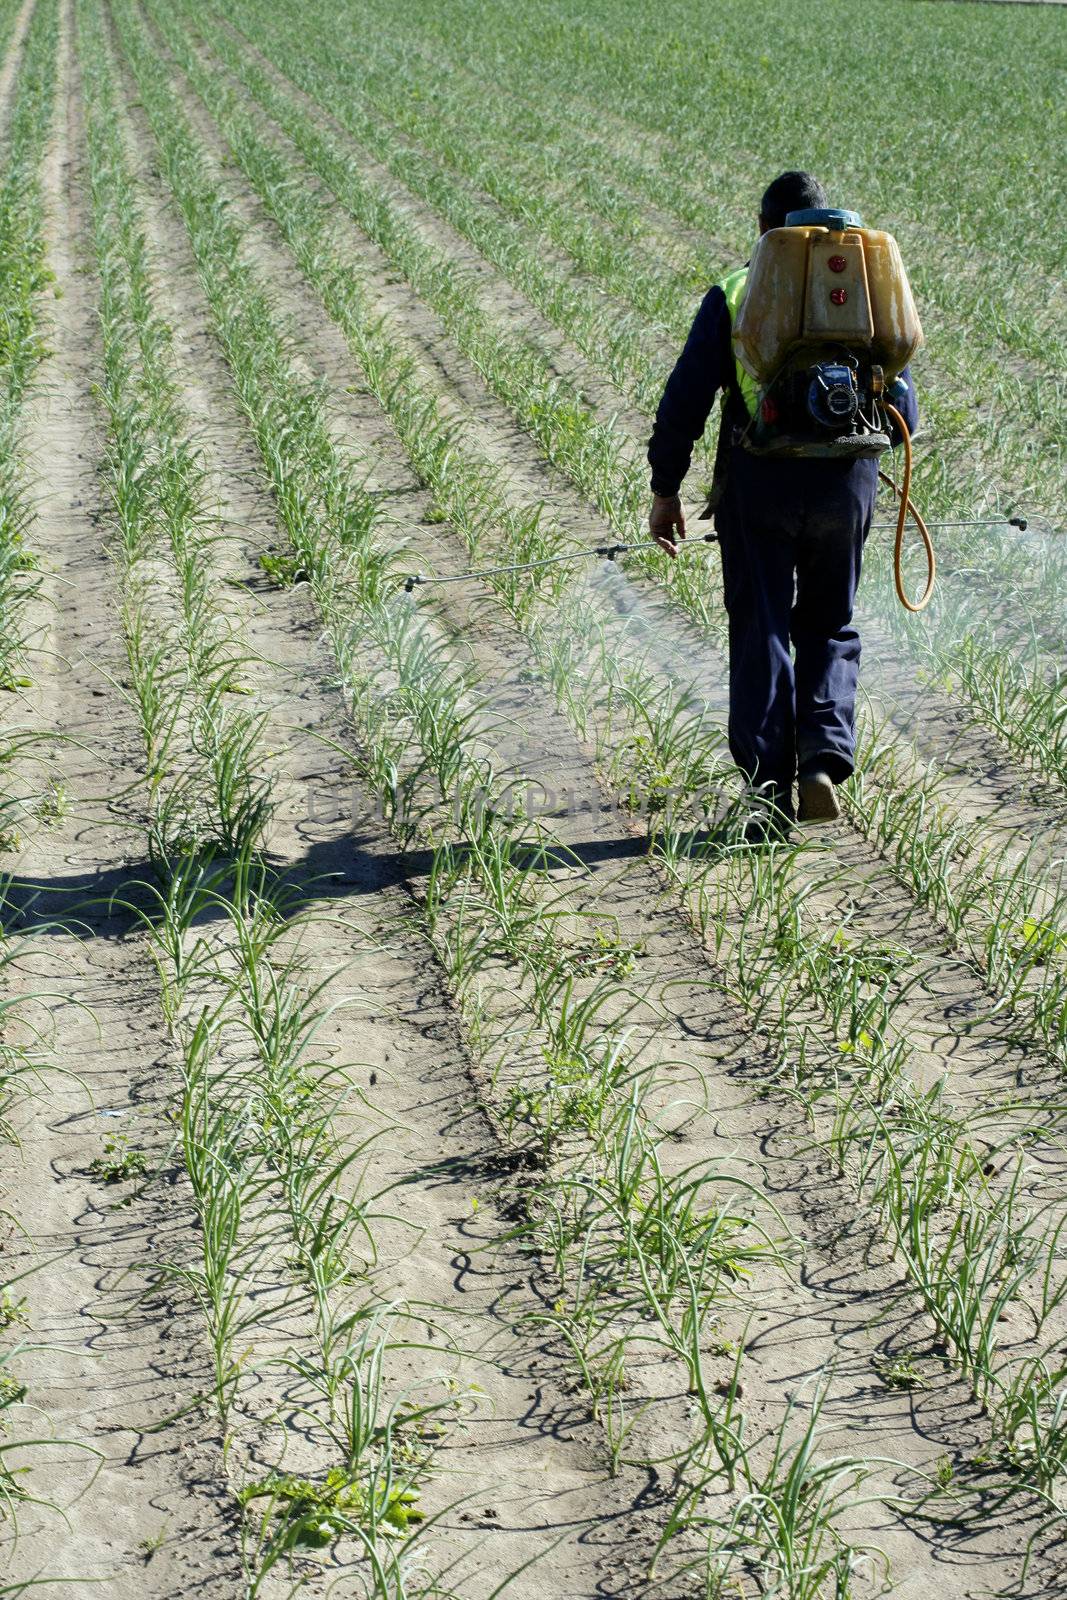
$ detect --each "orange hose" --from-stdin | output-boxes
[881,402,935,612]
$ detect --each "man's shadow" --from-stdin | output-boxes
[0,825,692,942]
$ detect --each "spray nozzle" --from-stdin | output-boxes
[1009,516,1028,531]
[403,574,423,593]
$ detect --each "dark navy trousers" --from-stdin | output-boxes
[714,449,878,812]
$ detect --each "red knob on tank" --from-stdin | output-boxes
[760,397,779,423]
[830,287,848,305]
[828,255,847,273]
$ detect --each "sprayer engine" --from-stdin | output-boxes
[750,353,888,458]
[807,362,859,429]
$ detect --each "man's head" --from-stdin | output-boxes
[759,171,828,234]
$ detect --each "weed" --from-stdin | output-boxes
[258,550,310,587]
[138,1522,170,1560]
[89,1133,148,1183]
[33,780,69,823]
[872,1351,927,1392]
[0,1292,28,1332]
[240,1467,423,1546]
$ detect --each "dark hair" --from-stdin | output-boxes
[759,171,828,229]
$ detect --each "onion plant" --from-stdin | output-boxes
[80,0,273,864]
[0,0,59,697]
[654,1381,891,1597]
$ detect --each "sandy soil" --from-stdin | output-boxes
[0,0,1063,1595]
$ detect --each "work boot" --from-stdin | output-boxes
[797,769,841,823]
[741,784,793,845]
[743,810,791,846]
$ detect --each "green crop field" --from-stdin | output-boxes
[0,0,1064,1593]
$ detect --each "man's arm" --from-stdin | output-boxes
[887,365,919,440]
[647,285,731,556]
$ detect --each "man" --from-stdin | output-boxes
[648,171,918,829]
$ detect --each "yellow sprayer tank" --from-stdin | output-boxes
[733,213,922,384]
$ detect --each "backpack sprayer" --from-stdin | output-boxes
[733,205,933,610]
[403,210,1027,608]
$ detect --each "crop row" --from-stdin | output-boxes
[0,0,66,1530]
[0,0,59,700]
[106,0,1067,1583]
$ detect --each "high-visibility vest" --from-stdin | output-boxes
[719,267,759,419]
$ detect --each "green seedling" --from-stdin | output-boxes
[138,1522,170,1560]
[258,550,310,586]
[239,1466,424,1547]
[89,1132,148,1184]
[1011,917,1067,967]
[33,780,69,823]
[0,1370,26,1409]
[561,925,643,978]
[872,1351,927,1392]
[0,1292,28,1332]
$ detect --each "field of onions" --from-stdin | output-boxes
[0,0,1064,1594]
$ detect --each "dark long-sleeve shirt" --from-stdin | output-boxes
[647,283,919,497]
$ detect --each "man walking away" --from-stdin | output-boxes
[647,171,918,831]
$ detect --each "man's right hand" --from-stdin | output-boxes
[650,493,686,558]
